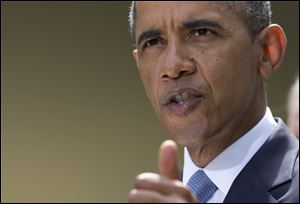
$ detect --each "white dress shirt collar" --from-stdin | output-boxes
[183,107,278,202]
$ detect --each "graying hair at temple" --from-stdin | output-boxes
[128,1,272,48]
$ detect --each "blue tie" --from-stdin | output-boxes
[187,170,218,203]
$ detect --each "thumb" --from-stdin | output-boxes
[158,140,180,180]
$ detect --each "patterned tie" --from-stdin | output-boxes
[187,170,218,203]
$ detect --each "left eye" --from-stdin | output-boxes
[192,28,210,36]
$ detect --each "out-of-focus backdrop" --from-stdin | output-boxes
[1,1,299,202]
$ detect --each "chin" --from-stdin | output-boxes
[166,122,207,148]
[157,105,210,147]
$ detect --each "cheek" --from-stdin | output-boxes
[192,50,228,102]
[138,64,161,110]
[140,72,153,102]
[208,59,248,107]
[204,44,255,89]
[192,44,257,119]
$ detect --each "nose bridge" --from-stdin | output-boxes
[160,36,194,80]
[164,38,183,72]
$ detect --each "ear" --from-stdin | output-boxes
[132,49,139,66]
[257,24,287,80]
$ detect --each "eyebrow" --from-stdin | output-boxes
[136,19,221,47]
[182,19,222,30]
[137,29,162,47]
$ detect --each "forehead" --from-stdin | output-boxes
[136,1,229,15]
[135,1,242,34]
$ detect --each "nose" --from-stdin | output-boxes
[160,40,196,81]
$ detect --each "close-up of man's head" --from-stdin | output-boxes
[128,1,286,153]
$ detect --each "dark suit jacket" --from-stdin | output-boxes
[224,118,299,203]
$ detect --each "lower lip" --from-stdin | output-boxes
[165,96,202,116]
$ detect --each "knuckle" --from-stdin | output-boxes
[178,186,192,200]
[134,175,141,187]
[135,172,160,188]
[128,189,138,202]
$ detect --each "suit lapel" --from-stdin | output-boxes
[224,118,299,203]
[223,163,277,203]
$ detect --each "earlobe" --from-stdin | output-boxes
[133,49,139,65]
[258,24,287,80]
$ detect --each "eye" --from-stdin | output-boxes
[190,28,215,39]
[194,28,209,36]
[142,38,161,49]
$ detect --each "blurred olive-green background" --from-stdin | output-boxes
[1,1,299,202]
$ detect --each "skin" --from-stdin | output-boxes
[287,79,299,138]
[288,107,299,139]
[129,1,286,203]
[288,104,299,138]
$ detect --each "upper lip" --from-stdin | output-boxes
[162,87,203,105]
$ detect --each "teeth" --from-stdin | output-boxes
[175,95,183,104]
[181,92,190,101]
[174,92,191,104]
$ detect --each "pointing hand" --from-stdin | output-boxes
[128,140,197,203]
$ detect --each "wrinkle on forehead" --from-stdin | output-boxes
[135,1,237,36]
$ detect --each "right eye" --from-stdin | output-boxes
[142,38,161,49]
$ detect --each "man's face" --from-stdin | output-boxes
[133,2,263,148]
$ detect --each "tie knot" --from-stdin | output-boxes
[187,170,218,203]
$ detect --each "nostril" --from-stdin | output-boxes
[161,74,169,80]
[161,70,191,81]
[160,58,196,81]
[180,69,194,77]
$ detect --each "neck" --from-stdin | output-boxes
[188,102,266,168]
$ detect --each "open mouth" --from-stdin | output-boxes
[168,91,201,105]
[163,88,203,116]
